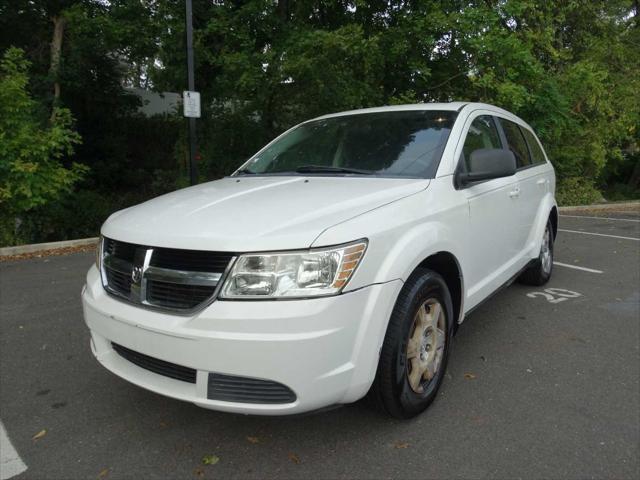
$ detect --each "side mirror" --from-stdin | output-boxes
[457,148,516,186]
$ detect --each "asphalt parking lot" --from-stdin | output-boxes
[1,210,639,480]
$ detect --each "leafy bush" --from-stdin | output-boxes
[1,165,190,247]
[0,47,89,245]
[604,183,640,202]
[0,48,86,216]
[556,177,603,206]
[14,190,114,243]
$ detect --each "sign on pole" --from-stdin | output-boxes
[183,91,201,118]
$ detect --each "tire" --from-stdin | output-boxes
[518,218,554,286]
[368,268,454,419]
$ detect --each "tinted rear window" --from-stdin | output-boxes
[500,119,531,168]
[521,127,547,165]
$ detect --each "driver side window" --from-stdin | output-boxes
[461,116,502,172]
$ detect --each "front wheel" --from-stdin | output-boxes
[518,218,554,286]
[369,269,454,418]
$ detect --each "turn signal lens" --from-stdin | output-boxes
[331,243,366,289]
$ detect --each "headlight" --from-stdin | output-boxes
[219,240,367,299]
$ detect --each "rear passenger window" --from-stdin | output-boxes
[521,128,547,165]
[500,119,531,168]
[461,115,502,172]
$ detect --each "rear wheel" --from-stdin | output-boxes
[518,218,554,286]
[369,269,453,418]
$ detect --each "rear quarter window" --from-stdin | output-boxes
[521,127,548,165]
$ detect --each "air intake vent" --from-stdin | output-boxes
[112,343,196,384]
[150,247,232,273]
[147,281,213,310]
[207,373,296,404]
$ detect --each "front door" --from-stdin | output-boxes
[456,113,522,309]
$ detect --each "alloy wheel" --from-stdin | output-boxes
[406,299,446,393]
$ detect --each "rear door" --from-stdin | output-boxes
[497,118,550,256]
[521,124,552,207]
[456,113,521,308]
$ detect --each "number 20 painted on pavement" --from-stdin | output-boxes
[527,288,582,304]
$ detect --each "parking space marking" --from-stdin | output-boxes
[0,420,27,480]
[558,229,640,241]
[560,215,640,223]
[554,261,603,274]
[527,288,583,304]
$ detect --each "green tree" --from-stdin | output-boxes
[1,0,639,245]
[0,47,86,242]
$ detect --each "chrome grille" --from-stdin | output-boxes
[101,237,235,313]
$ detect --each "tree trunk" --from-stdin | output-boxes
[277,0,289,22]
[50,15,66,119]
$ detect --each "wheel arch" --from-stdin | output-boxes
[416,251,464,330]
[549,205,558,239]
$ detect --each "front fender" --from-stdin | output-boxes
[312,186,468,293]
[311,187,468,400]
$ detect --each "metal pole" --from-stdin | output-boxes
[185,0,198,185]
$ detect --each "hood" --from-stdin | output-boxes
[102,176,429,251]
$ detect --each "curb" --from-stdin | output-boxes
[559,201,640,212]
[0,237,98,257]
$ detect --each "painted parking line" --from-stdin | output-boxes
[560,215,640,223]
[553,261,603,274]
[558,229,640,241]
[0,421,27,480]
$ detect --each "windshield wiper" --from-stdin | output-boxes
[235,168,257,175]
[294,165,373,175]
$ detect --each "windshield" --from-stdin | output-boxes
[236,110,458,178]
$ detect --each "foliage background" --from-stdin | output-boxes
[0,0,638,246]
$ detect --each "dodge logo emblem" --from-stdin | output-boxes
[131,266,143,284]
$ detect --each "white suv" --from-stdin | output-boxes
[83,102,557,418]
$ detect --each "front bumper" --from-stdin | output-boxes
[82,266,402,415]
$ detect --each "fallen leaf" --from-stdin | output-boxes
[159,421,168,428]
[288,452,300,464]
[246,436,259,444]
[97,468,109,479]
[471,416,486,425]
[464,373,476,380]
[193,467,205,478]
[202,454,219,466]
[0,242,97,262]
[32,429,47,440]
[394,441,410,449]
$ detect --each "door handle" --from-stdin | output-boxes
[536,178,549,192]
[509,188,520,198]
